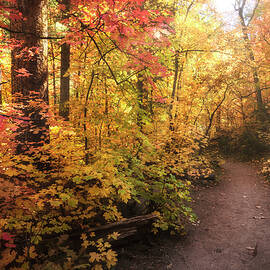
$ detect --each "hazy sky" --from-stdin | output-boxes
[213,0,238,26]
[214,0,235,13]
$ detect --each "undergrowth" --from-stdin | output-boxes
[211,122,270,161]
[0,113,215,269]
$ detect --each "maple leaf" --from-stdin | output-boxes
[154,95,167,104]
[5,243,16,248]
[2,232,15,242]
[0,249,16,268]
[14,68,33,77]
[107,232,120,240]
[24,246,37,259]
[106,249,118,268]
[0,115,7,131]
[89,252,101,263]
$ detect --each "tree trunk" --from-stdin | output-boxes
[136,74,144,132]
[237,2,266,122]
[169,50,179,131]
[0,69,2,105]
[50,40,57,106]
[59,0,70,120]
[11,0,48,154]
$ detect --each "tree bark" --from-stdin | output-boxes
[136,74,144,133]
[169,50,179,131]
[59,0,70,120]
[0,69,2,105]
[11,0,48,101]
[11,0,48,154]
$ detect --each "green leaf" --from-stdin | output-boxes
[72,176,83,184]
[68,198,78,208]
[60,193,70,201]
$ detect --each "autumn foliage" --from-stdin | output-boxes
[0,0,269,269]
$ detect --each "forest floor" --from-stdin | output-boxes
[116,160,270,270]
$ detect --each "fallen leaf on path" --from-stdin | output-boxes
[246,244,258,257]
[252,216,268,219]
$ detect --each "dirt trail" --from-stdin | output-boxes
[117,160,270,270]
[171,160,270,270]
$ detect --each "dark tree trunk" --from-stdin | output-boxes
[169,50,180,131]
[11,0,48,154]
[0,69,2,105]
[136,75,144,132]
[59,0,70,120]
[50,40,57,106]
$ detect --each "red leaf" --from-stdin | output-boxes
[5,243,16,248]
[2,232,15,241]
[0,115,7,131]
[15,68,32,77]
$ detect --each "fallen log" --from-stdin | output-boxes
[90,213,157,232]
[89,213,158,240]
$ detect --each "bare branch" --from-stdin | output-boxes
[247,0,260,26]
[263,36,270,46]
[184,0,195,21]
[241,86,270,98]
[205,84,230,136]
[173,49,233,57]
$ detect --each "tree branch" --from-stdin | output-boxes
[263,36,270,46]
[172,49,233,57]
[241,86,270,98]
[0,25,63,39]
[184,0,195,21]
[247,0,260,26]
[205,84,230,136]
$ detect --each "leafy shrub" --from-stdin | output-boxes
[211,130,235,156]
[0,114,205,269]
[236,128,267,159]
[212,126,270,160]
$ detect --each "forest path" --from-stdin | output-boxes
[117,160,270,270]
[170,160,270,270]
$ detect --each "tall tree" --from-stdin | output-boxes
[59,0,70,120]
[235,0,267,121]
[0,69,2,105]
[10,0,48,154]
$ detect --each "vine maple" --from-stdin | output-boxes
[0,0,269,269]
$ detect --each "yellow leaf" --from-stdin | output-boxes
[89,252,101,263]
[81,233,87,241]
[103,242,111,249]
[92,264,103,270]
[90,232,95,237]
[107,232,120,240]
[29,246,37,259]
[37,200,44,209]
[16,255,25,263]
[24,246,37,259]
[50,199,62,207]
[106,249,117,261]
[106,249,117,268]
[82,240,89,249]
[0,249,16,268]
